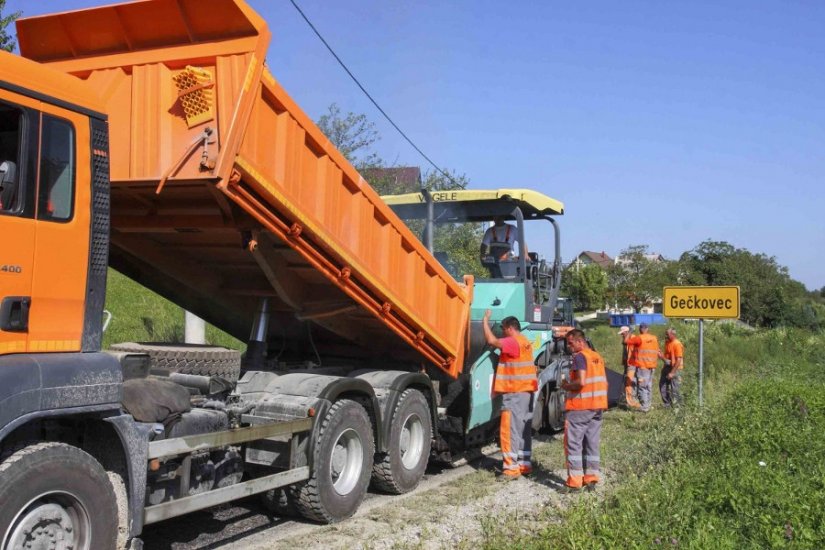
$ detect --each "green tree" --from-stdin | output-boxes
[0,0,20,53]
[607,244,674,311]
[316,103,381,171]
[562,263,607,311]
[679,240,811,328]
[425,170,486,279]
[315,104,484,278]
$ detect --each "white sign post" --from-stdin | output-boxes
[663,286,740,407]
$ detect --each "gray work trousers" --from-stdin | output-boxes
[564,409,603,485]
[659,366,682,407]
[500,392,534,475]
[636,368,654,410]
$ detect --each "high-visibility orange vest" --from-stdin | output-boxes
[628,334,659,369]
[493,333,537,393]
[665,338,684,370]
[565,348,608,411]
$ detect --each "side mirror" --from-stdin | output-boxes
[0,161,18,211]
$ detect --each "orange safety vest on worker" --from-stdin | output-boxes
[626,333,659,370]
[493,333,537,393]
[664,338,684,369]
[565,348,608,411]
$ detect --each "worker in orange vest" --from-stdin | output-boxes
[658,328,684,407]
[617,326,642,410]
[482,309,537,480]
[561,328,608,491]
[622,322,660,412]
[479,217,526,278]
[480,217,519,260]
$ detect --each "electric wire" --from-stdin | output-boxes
[288,0,458,185]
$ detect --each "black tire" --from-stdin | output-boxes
[260,488,298,518]
[372,389,432,494]
[547,388,565,432]
[109,342,241,383]
[292,399,374,523]
[0,442,118,550]
[532,387,548,433]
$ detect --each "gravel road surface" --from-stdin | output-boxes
[140,433,594,549]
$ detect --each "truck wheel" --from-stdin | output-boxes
[110,342,241,383]
[532,387,548,433]
[261,488,298,518]
[293,399,374,523]
[546,389,565,432]
[0,442,118,550]
[372,389,431,494]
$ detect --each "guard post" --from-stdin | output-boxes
[662,286,740,407]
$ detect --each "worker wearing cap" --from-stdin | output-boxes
[622,323,659,412]
[561,328,608,491]
[617,326,642,409]
[658,328,684,407]
[482,309,537,480]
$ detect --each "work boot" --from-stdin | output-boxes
[559,484,583,494]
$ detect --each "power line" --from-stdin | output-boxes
[288,0,457,185]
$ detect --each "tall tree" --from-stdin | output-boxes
[608,244,673,311]
[0,0,20,53]
[562,263,608,311]
[316,103,381,170]
[679,239,811,327]
[425,170,486,279]
[315,104,484,278]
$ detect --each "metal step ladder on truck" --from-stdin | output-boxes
[0,1,570,548]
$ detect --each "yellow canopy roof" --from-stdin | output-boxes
[382,188,564,221]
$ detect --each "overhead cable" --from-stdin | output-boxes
[288,0,458,185]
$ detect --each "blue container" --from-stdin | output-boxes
[610,314,636,327]
[634,313,666,326]
[610,313,667,327]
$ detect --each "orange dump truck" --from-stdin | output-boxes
[0,1,485,547]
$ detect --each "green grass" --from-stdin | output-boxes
[482,323,825,549]
[103,269,243,351]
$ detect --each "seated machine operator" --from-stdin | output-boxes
[479,216,526,278]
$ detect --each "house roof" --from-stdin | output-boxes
[615,252,665,265]
[577,250,613,268]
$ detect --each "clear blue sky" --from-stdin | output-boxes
[10,1,825,289]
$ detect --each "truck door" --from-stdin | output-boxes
[26,104,92,353]
[0,93,39,353]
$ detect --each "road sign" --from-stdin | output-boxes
[663,286,740,319]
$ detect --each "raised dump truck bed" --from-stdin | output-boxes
[17,0,470,376]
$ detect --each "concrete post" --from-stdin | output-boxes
[184,311,206,344]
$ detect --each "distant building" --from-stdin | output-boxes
[571,250,613,270]
[614,252,665,266]
[361,167,422,194]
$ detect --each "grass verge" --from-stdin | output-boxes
[103,269,243,350]
[482,325,825,549]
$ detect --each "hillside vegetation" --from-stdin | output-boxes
[103,269,243,350]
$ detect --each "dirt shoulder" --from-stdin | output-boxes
[232,432,609,550]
